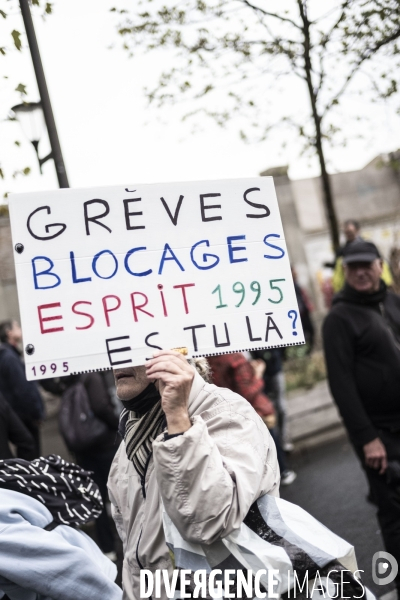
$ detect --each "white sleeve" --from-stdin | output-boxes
[153,412,278,545]
[0,518,122,600]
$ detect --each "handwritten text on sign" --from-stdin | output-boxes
[9,178,304,381]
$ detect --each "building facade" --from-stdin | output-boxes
[262,152,400,314]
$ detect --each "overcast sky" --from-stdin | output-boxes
[1,0,400,198]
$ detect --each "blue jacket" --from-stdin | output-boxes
[0,489,122,600]
[0,344,44,421]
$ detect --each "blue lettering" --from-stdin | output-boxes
[190,240,219,270]
[263,234,285,259]
[32,256,61,289]
[92,250,118,279]
[70,251,92,283]
[158,243,185,275]
[227,235,248,264]
[124,247,152,277]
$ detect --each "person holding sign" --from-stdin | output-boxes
[107,349,279,599]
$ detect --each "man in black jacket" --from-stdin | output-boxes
[0,320,44,457]
[323,240,400,590]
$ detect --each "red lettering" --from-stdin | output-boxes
[158,284,168,317]
[173,283,195,314]
[72,301,95,330]
[37,303,64,334]
[102,295,121,327]
[130,292,154,322]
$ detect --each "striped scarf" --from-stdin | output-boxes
[122,400,165,479]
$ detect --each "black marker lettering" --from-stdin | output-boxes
[145,332,162,350]
[84,199,111,235]
[105,336,132,366]
[27,206,66,241]
[160,195,184,226]
[265,313,283,342]
[200,193,222,222]
[243,187,270,218]
[212,323,230,347]
[183,324,206,352]
[124,198,145,230]
[246,316,262,342]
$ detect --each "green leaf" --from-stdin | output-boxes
[13,167,31,179]
[11,30,22,51]
[0,168,4,179]
[14,140,21,146]
[31,0,40,5]
[15,83,27,95]
[45,3,52,14]
[0,10,7,18]
[0,47,6,55]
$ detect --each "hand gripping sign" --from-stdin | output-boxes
[9,178,304,381]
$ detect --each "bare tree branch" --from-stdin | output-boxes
[323,23,400,116]
[113,0,400,249]
[238,0,302,30]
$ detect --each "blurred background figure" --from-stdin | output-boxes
[0,391,35,460]
[291,266,315,352]
[207,352,296,485]
[207,352,275,425]
[337,219,363,255]
[250,348,293,454]
[60,372,120,561]
[0,320,44,458]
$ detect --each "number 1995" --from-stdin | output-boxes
[32,362,69,377]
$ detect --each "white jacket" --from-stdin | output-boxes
[108,370,279,600]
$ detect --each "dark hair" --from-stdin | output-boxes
[0,320,13,344]
[344,219,360,230]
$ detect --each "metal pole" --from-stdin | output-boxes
[19,0,69,188]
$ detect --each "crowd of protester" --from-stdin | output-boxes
[0,218,399,598]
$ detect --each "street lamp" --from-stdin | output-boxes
[16,0,69,188]
[11,101,53,174]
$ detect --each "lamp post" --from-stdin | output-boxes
[17,0,69,188]
[11,101,54,174]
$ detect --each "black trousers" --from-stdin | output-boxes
[269,427,288,473]
[355,429,400,590]
[76,446,118,554]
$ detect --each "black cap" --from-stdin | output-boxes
[342,240,381,264]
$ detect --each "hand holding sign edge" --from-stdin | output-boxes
[145,350,193,434]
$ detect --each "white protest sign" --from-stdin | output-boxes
[9,178,304,381]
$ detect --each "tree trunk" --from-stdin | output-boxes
[298,0,340,252]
